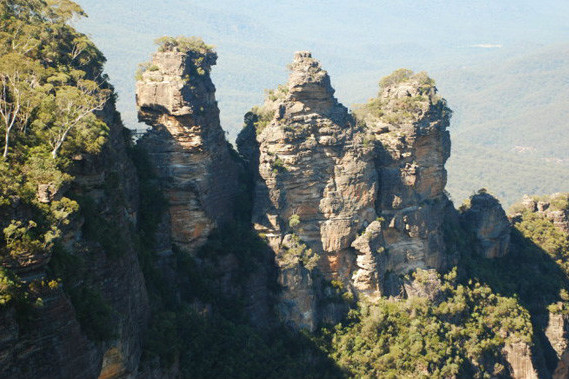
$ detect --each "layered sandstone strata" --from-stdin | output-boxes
[136,42,240,255]
[238,54,456,329]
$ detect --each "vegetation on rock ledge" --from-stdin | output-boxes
[316,269,532,379]
[154,35,215,55]
[353,69,450,126]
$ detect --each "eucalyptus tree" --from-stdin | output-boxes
[0,53,44,158]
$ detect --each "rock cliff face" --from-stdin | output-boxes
[0,100,149,379]
[136,43,240,255]
[503,343,539,379]
[239,51,378,329]
[547,312,569,360]
[358,69,457,289]
[237,54,456,329]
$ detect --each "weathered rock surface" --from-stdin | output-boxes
[238,54,456,329]
[461,191,511,258]
[503,342,540,379]
[136,44,241,255]
[238,51,378,329]
[547,311,569,360]
[360,70,457,285]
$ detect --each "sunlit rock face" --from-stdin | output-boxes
[360,70,456,289]
[238,53,456,329]
[136,45,240,255]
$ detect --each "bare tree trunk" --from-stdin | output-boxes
[3,125,12,159]
[51,125,71,159]
[0,75,21,159]
[51,142,61,159]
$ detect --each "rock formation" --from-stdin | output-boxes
[237,54,456,329]
[136,41,241,255]
[238,51,378,329]
[510,192,569,377]
[503,343,539,379]
[358,69,457,288]
[461,190,511,258]
[547,312,569,360]
[515,194,569,234]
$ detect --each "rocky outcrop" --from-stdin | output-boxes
[238,51,378,329]
[238,55,455,329]
[359,69,457,285]
[515,194,569,234]
[461,191,510,258]
[503,342,540,379]
[136,42,240,255]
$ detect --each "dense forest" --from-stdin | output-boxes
[0,0,111,309]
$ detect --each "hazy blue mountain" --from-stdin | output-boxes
[76,0,569,205]
[439,43,569,206]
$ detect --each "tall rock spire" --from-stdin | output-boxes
[136,37,240,254]
[357,69,456,276]
[238,51,379,329]
[238,56,457,329]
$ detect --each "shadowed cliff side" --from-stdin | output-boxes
[0,97,150,379]
[131,41,346,378]
[456,191,569,378]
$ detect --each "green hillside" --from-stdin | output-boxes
[438,44,569,206]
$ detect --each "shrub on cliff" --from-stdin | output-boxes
[353,69,446,127]
[379,69,435,90]
[154,36,214,55]
[509,194,569,277]
[280,233,319,271]
[317,269,532,378]
[0,268,19,306]
[243,106,275,135]
[136,36,217,80]
[379,68,414,88]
